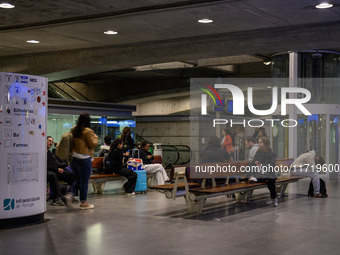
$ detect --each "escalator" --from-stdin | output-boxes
[48,82,90,101]
[135,134,191,167]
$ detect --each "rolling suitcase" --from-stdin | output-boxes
[134,169,147,193]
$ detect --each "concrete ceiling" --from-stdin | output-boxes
[1,0,340,103]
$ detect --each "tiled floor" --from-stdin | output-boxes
[1,178,339,255]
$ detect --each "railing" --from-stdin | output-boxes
[135,134,191,166]
[48,83,76,100]
[161,144,191,166]
[48,82,90,101]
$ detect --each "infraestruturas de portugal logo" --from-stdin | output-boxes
[3,198,15,210]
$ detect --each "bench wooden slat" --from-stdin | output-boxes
[150,182,201,191]
[90,173,120,179]
[191,182,267,194]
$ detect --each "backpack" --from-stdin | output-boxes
[103,152,112,174]
[56,131,73,161]
[308,178,328,197]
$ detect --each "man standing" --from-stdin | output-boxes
[290,150,325,198]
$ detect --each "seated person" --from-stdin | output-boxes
[200,136,233,184]
[47,136,64,205]
[200,136,233,163]
[245,136,259,161]
[47,136,77,204]
[98,135,112,157]
[248,137,278,207]
[109,138,137,196]
[290,150,325,198]
[136,140,169,185]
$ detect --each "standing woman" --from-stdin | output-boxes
[249,136,278,207]
[221,128,234,153]
[69,113,98,209]
[109,138,137,195]
[121,127,135,153]
[256,127,267,143]
[138,140,169,185]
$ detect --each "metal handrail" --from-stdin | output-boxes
[48,81,90,101]
[49,82,77,100]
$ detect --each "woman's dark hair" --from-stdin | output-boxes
[223,128,232,136]
[104,135,112,145]
[140,140,149,149]
[110,138,123,150]
[246,136,256,144]
[121,127,131,141]
[72,113,91,138]
[258,136,270,152]
[315,156,325,166]
[258,127,267,136]
[205,136,221,149]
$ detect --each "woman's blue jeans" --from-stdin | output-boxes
[70,157,92,202]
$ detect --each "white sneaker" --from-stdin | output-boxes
[125,192,136,196]
[79,203,94,210]
[64,194,73,207]
[272,198,278,207]
[249,176,258,182]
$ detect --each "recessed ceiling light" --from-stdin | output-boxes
[315,3,333,9]
[0,3,15,8]
[104,30,118,35]
[198,19,213,24]
[26,40,40,44]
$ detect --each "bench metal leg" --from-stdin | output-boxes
[185,197,206,214]
[92,181,106,194]
[234,190,253,203]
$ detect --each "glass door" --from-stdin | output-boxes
[329,115,340,177]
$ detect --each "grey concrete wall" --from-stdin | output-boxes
[136,121,190,146]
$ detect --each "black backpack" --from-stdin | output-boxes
[103,152,112,174]
[308,178,328,197]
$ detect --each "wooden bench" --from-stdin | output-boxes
[90,157,125,194]
[90,155,167,194]
[150,158,304,213]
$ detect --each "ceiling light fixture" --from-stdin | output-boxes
[198,19,213,24]
[315,3,333,9]
[26,40,40,44]
[263,60,272,65]
[104,30,118,35]
[0,3,15,8]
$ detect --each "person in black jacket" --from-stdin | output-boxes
[109,138,137,195]
[47,136,77,206]
[248,136,278,207]
[200,136,233,163]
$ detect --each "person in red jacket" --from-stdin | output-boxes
[221,128,234,153]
